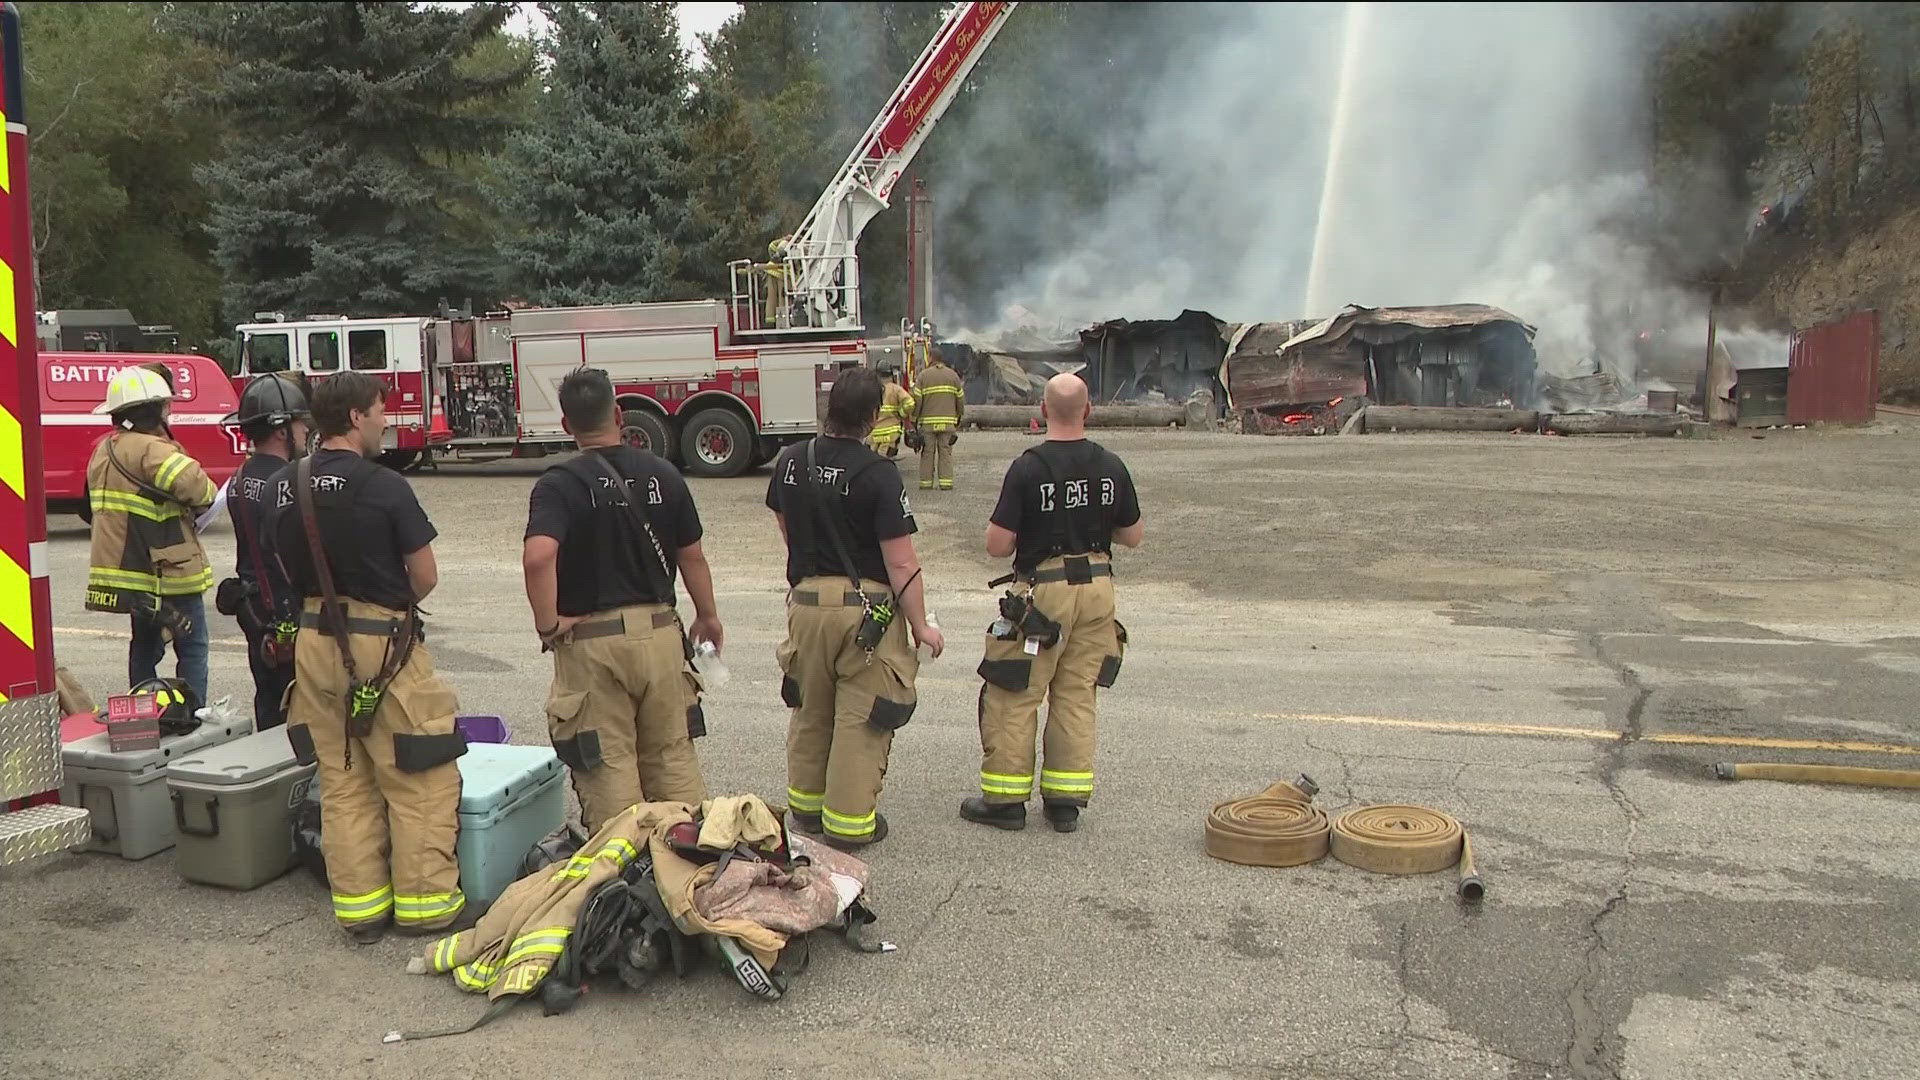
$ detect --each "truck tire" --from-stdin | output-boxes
[748,436,779,470]
[623,409,679,465]
[679,409,754,478]
[378,450,419,471]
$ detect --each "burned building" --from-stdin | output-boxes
[1224,304,1536,422]
[948,309,1228,406]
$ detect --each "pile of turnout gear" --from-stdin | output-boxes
[387,795,889,1041]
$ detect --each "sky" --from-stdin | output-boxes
[500,2,741,65]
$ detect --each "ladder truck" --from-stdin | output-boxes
[1,2,91,866]
[228,2,1017,478]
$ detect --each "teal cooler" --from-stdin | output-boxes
[458,743,564,905]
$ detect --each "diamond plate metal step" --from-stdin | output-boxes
[0,804,92,866]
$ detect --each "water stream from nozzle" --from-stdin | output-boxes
[1303,0,1372,315]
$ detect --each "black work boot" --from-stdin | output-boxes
[1043,802,1081,834]
[788,811,823,835]
[348,921,387,946]
[960,797,1027,831]
[822,812,889,852]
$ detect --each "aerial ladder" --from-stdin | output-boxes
[0,2,90,865]
[730,1,1017,336]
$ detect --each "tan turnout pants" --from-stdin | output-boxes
[288,597,465,932]
[919,430,955,490]
[543,603,707,831]
[776,577,921,844]
[976,555,1127,807]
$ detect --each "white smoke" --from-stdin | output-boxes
[944,1,1778,386]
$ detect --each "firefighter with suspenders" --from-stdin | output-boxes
[963,374,1143,834]
[219,374,309,730]
[269,371,470,944]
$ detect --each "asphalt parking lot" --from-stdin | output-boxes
[4,426,1918,1079]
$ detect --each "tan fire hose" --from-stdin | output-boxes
[1205,778,1483,901]
[1203,776,1329,867]
[1714,762,1920,789]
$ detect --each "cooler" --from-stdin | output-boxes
[166,727,317,889]
[457,743,564,905]
[60,715,254,859]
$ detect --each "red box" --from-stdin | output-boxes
[105,692,165,752]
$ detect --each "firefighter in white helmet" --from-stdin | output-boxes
[83,365,219,707]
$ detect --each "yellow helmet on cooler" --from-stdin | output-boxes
[93,366,177,416]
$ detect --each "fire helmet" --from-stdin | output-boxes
[227,372,311,431]
[93,367,176,416]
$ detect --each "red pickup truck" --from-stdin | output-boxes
[39,352,248,520]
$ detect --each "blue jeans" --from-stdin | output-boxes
[129,592,210,709]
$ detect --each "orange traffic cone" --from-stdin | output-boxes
[429,404,451,443]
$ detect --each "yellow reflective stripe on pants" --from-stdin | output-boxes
[333,884,395,923]
[1041,769,1094,795]
[821,805,876,838]
[870,423,902,438]
[787,787,824,813]
[154,453,193,490]
[89,490,180,521]
[981,771,1033,797]
[393,889,466,925]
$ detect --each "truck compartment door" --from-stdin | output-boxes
[756,348,829,430]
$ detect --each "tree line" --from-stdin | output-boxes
[21,2,1918,361]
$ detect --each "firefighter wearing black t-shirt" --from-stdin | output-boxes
[221,374,309,730]
[766,367,945,850]
[962,373,1142,834]
[523,368,721,830]
[269,371,467,944]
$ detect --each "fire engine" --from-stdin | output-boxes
[2,3,92,866]
[228,2,1017,478]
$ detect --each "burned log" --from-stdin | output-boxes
[1360,406,1542,433]
[1542,413,1688,437]
[965,404,1191,429]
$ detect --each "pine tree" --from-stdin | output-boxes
[494,1,699,306]
[164,2,528,323]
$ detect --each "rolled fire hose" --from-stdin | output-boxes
[1714,762,1920,789]
[1331,804,1484,902]
[1203,776,1329,867]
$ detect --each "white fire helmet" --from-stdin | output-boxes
[93,366,176,416]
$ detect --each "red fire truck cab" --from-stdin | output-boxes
[40,351,248,520]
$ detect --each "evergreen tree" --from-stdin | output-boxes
[495,1,698,306]
[164,2,528,323]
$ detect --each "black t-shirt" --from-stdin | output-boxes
[765,437,916,587]
[989,438,1142,574]
[267,449,438,611]
[524,446,704,617]
[228,452,294,611]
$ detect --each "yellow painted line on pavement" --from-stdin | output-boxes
[1262,712,1920,758]
[56,625,248,648]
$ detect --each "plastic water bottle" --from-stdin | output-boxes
[921,612,941,660]
[691,640,731,690]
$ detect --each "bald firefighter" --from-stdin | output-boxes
[524,368,721,831]
[962,374,1142,834]
[84,367,217,707]
[867,363,911,458]
[908,355,964,490]
[270,371,469,944]
[767,367,944,849]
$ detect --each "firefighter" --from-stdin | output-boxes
[221,374,310,730]
[269,371,468,944]
[84,366,217,708]
[909,353,964,491]
[962,374,1142,834]
[523,368,721,831]
[766,367,944,850]
[868,363,911,458]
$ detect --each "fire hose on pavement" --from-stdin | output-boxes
[1713,762,1920,788]
[1205,776,1484,902]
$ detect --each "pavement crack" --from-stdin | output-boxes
[1562,632,1648,1080]
[909,872,965,948]
[246,913,312,943]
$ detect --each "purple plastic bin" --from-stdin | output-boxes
[456,715,510,744]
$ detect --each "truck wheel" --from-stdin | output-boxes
[748,436,778,470]
[679,409,753,478]
[623,409,679,464]
[378,450,419,471]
